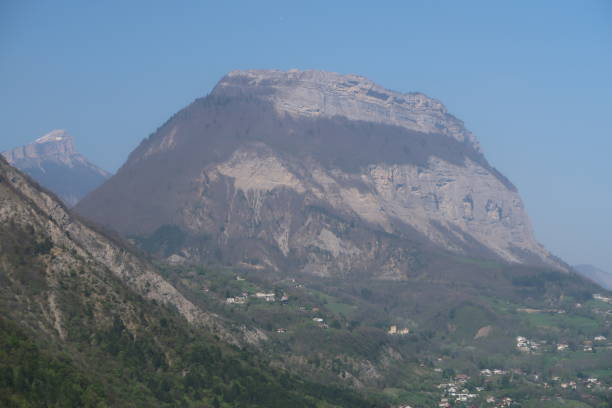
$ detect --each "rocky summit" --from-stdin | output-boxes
[2,129,110,206]
[76,69,565,276]
[214,69,479,148]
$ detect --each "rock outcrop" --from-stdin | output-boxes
[76,69,565,276]
[0,155,209,326]
[2,130,110,206]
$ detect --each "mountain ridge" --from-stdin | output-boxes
[574,264,612,291]
[2,130,110,206]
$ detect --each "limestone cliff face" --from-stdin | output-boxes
[214,69,479,149]
[2,130,110,206]
[76,69,565,276]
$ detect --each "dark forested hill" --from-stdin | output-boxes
[0,156,382,407]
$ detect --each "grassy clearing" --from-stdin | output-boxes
[307,289,356,317]
[588,368,612,381]
[326,301,356,316]
[585,299,612,310]
[524,312,599,334]
[524,398,592,408]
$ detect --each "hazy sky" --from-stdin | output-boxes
[1,1,611,272]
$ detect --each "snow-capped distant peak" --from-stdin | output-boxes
[2,129,111,206]
[35,129,70,144]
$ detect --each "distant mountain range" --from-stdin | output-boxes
[76,69,565,275]
[574,264,612,290]
[2,129,110,206]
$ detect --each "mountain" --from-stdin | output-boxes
[0,155,381,407]
[76,69,564,276]
[574,264,612,290]
[2,129,110,206]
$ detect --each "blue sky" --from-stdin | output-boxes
[1,0,611,272]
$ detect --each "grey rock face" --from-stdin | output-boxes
[76,69,565,276]
[2,130,110,206]
[213,69,480,149]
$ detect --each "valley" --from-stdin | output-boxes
[154,252,612,407]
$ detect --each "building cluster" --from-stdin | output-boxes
[583,377,602,389]
[388,325,410,335]
[434,364,611,407]
[480,368,507,376]
[284,278,305,289]
[555,336,610,352]
[594,335,607,342]
[225,291,289,304]
[254,292,276,302]
[225,293,248,304]
[549,376,604,390]
[437,375,478,406]
[312,317,328,328]
[516,336,540,353]
[494,397,516,407]
[593,293,612,304]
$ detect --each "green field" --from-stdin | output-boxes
[523,312,600,334]
[524,398,592,408]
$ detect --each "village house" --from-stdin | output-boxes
[593,294,612,303]
[225,295,247,304]
[594,335,607,341]
[455,374,470,383]
[254,292,276,302]
[560,381,577,390]
[312,317,328,328]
